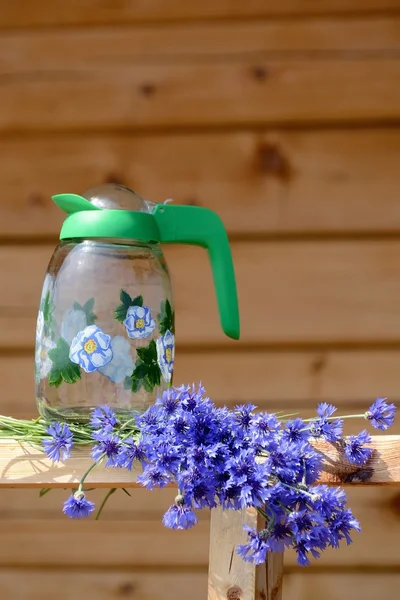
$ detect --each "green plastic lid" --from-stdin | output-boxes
[52,184,240,340]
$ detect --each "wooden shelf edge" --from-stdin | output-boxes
[0,436,398,488]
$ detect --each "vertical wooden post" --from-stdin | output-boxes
[208,506,283,600]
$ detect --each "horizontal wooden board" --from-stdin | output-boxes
[2,350,399,421]
[1,436,398,487]
[3,241,400,348]
[0,569,397,600]
[2,18,400,65]
[0,21,400,132]
[0,569,207,600]
[0,488,396,568]
[0,488,188,519]
[3,129,400,238]
[1,0,399,28]
[284,572,400,600]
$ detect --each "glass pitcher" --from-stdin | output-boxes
[35,184,239,421]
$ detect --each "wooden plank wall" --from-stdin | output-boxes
[1,2,400,598]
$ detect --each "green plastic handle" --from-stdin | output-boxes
[51,193,240,340]
[153,204,240,340]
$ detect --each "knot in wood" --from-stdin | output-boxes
[255,142,292,181]
[227,585,243,599]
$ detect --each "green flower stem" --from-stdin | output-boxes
[78,455,105,492]
[118,418,138,434]
[95,488,117,521]
[256,506,270,522]
[286,413,367,424]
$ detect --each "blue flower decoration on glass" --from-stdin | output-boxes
[156,330,175,383]
[123,305,155,339]
[69,325,113,373]
[99,336,135,383]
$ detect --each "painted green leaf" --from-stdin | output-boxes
[114,290,144,322]
[143,377,153,393]
[136,339,157,363]
[131,378,143,393]
[82,298,97,325]
[158,299,175,335]
[126,340,161,392]
[48,337,81,388]
[41,292,53,324]
[149,366,161,387]
[120,290,132,308]
[131,295,144,307]
[40,291,56,337]
[73,298,97,325]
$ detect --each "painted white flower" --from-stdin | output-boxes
[123,305,155,339]
[61,308,88,344]
[99,336,135,383]
[36,336,57,379]
[69,325,113,374]
[156,330,175,383]
[36,311,44,344]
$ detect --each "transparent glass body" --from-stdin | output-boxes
[35,185,174,421]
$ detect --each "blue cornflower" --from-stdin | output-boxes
[225,450,270,508]
[267,439,302,483]
[311,485,347,519]
[152,442,181,474]
[282,418,310,443]
[117,438,146,470]
[327,508,360,548]
[309,403,343,442]
[237,527,270,564]
[293,538,322,566]
[344,430,372,465]
[287,509,326,543]
[63,491,95,519]
[250,412,280,447]
[170,414,191,437]
[267,522,293,553]
[162,498,198,530]
[157,389,180,416]
[317,403,337,418]
[137,465,172,489]
[43,422,73,462]
[136,405,163,435]
[234,404,257,429]
[90,405,117,431]
[177,467,217,509]
[180,383,206,412]
[91,431,121,467]
[285,442,322,486]
[365,397,396,431]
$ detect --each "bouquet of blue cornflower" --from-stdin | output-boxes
[5,386,396,567]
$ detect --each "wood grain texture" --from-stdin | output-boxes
[0,488,396,568]
[0,518,210,568]
[1,0,399,28]
[208,507,283,600]
[3,129,400,238]
[0,569,207,600]
[316,436,400,485]
[3,241,400,348]
[283,572,400,600]
[0,437,397,487]
[2,24,400,131]
[2,18,400,64]
[3,569,397,600]
[2,60,400,132]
